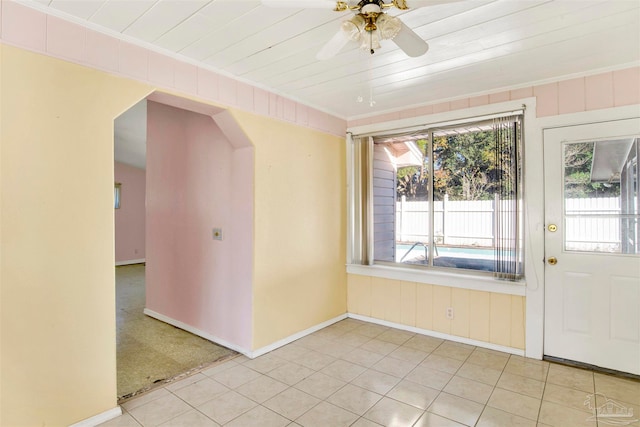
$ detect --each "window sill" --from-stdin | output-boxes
[346,264,526,296]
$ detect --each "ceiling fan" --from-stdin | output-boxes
[262,0,459,60]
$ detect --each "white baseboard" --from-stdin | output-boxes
[143,308,251,356]
[249,313,348,358]
[143,309,349,359]
[115,258,145,266]
[348,313,526,357]
[68,406,122,427]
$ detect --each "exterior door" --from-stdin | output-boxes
[544,118,640,375]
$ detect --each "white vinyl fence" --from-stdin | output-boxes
[396,195,625,250]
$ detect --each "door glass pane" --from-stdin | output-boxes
[563,139,639,254]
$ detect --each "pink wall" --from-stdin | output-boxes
[348,67,640,128]
[0,1,346,138]
[145,101,253,350]
[114,162,146,263]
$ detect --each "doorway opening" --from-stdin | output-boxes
[114,97,246,400]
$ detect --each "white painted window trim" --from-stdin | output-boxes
[346,98,543,355]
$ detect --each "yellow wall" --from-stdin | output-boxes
[348,274,525,349]
[0,45,151,426]
[232,111,347,350]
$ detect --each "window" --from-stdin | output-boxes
[350,112,524,280]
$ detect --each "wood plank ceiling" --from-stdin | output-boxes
[24,0,640,119]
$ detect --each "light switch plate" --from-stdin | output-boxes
[212,228,223,240]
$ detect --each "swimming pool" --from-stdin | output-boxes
[395,243,518,272]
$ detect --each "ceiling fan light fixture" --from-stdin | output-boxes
[377,14,401,40]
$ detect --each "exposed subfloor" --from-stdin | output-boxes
[116,264,237,400]
[104,317,640,427]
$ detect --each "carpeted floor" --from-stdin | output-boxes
[116,264,237,400]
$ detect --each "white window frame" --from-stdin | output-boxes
[347,99,537,297]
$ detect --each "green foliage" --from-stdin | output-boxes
[396,130,518,201]
[564,143,620,198]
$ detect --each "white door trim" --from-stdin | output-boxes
[524,104,640,361]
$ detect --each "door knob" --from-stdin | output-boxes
[548,224,557,232]
[547,256,558,265]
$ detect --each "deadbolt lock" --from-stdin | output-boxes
[548,224,557,232]
[547,256,558,265]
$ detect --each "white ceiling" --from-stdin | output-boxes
[24,0,640,120]
[114,99,147,169]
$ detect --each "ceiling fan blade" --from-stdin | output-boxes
[317,28,352,60]
[392,21,429,57]
[261,0,338,9]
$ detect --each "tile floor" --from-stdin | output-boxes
[102,318,640,427]
[117,265,236,399]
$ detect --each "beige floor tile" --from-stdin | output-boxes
[546,364,594,394]
[386,380,440,410]
[211,364,262,389]
[296,401,359,427]
[294,372,347,399]
[341,348,385,368]
[405,365,453,390]
[164,373,208,392]
[504,358,549,382]
[428,392,484,426]
[267,361,315,386]
[476,406,536,427]
[334,331,374,347]
[293,350,336,371]
[225,406,290,427]
[371,355,418,378]
[414,412,466,427]
[543,383,593,413]
[263,387,320,420]
[376,329,415,345]
[361,339,400,356]
[128,394,192,427]
[270,344,311,362]
[171,377,228,407]
[351,369,401,395]
[196,390,257,425]
[443,375,494,404]
[242,353,288,374]
[466,349,509,371]
[421,354,464,374]
[200,360,238,378]
[456,362,502,386]
[431,343,475,362]
[235,375,289,403]
[320,359,367,382]
[121,388,171,411]
[594,372,640,405]
[363,396,424,427]
[353,323,389,338]
[496,372,545,399]
[538,401,596,427]
[157,410,219,427]
[402,335,443,353]
[487,388,541,421]
[97,412,143,427]
[388,345,429,364]
[326,384,383,415]
[593,393,640,427]
[313,328,347,341]
[315,340,356,358]
[350,417,384,427]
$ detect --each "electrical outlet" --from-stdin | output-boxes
[446,307,454,320]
